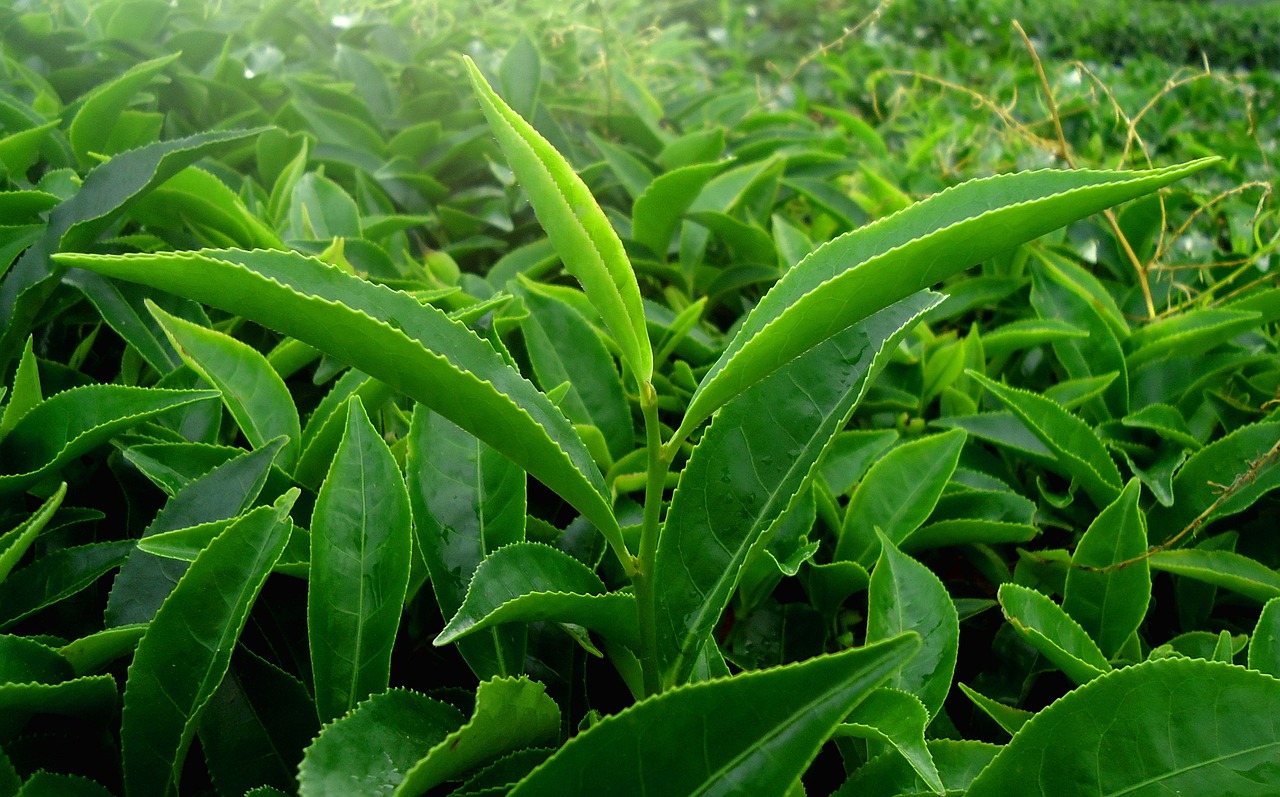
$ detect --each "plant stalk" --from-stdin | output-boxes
[634,379,667,695]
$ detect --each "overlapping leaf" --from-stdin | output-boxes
[56,247,627,568]
[654,292,940,687]
[507,635,919,797]
[673,159,1217,444]
[309,398,412,722]
[967,659,1280,796]
[121,491,295,797]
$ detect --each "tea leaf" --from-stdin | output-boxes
[436,543,639,651]
[836,428,967,566]
[997,583,1111,685]
[408,408,527,679]
[121,491,295,797]
[836,739,1000,797]
[465,57,652,384]
[633,160,728,256]
[0,541,133,630]
[297,689,465,797]
[1146,420,1280,543]
[520,289,633,460]
[0,482,64,581]
[1063,479,1151,658]
[1,128,264,369]
[106,438,286,626]
[956,683,1034,736]
[674,159,1217,444]
[310,398,412,723]
[966,659,1280,796]
[56,248,627,570]
[507,635,920,797]
[150,301,302,471]
[654,292,939,687]
[0,386,219,496]
[1250,598,1280,678]
[69,53,180,166]
[1149,549,1280,604]
[866,534,959,718]
[396,677,560,796]
[971,373,1123,506]
[836,688,944,794]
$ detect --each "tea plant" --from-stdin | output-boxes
[1,1,1278,795]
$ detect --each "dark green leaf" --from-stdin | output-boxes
[121,491,295,797]
[507,635,919,797]
[967,659,1280,796]
[310,398,412,722]
[655,292,939,687]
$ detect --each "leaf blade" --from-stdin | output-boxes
[674,159,1216,443]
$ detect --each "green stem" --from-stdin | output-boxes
[634,379,668,695]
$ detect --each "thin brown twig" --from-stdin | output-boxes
[1073,437,1280,573]
[754,0,894,112]
[1013,20,1158,318]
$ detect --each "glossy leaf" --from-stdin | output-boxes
[310,398,412,723]
[0,482,64,581]
[297,689,465,797]
[69,53,180,165]
[836,688,944,794]
[633,161,728,256]
[0,386,219,496]
[866,534,959,718]
[655,292,940,687]
[1063,479,1151,658]
[957,683,1033,736]
[0,541,133,629]
[520,289,633,459]
[150,302,302,471]
[1030,252,1128,418]
[58,624,147,677]
[396,677,560,797]
[407,407,527,678]
[56,247,627,570]
[835,739,999,797]
[1249,598,1280,678]
[972,373,1122,506]
[62,270,197,374]
[836,428,966,565]
[674,159,1217,444]
[507,634,919,797]
[15,772,115,797]
[464,57,651,383]
[121,491,295,797]
[436,543,639,651]
[1149,549,1280,604]
[998,583,1111,685]
[198,648,319,797]
[967,659,1280,796]
[1,128,264,370]
[1146,420,1280,543]
[107,437,285,626]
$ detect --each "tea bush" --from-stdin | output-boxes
[0,1,1277,795]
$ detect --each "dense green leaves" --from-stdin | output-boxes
[866,535,959,718]
[1,2,1270,793]
[654,293,940,687]
[1062,479,1151,657]
[121,492,295,797]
